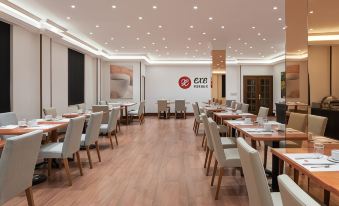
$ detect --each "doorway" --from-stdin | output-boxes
[243,76,273,114]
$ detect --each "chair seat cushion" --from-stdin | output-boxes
[223,148,241,168]
[39,143,64,159]
[100,124,108,134]
[271,192,283,206]
[128,110,138,115]
[221,137,236,148]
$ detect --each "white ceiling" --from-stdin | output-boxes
[9,0,286,61]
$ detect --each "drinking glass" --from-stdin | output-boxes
[314,143,324,158]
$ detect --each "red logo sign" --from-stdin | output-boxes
[178,76,191,89]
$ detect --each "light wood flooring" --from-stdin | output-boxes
[4,117,339,206]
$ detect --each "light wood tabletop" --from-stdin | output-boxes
[272,146,339,206]
[214,112,255,124]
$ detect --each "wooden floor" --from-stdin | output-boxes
[4,117,339,206]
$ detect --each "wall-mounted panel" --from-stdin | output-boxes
[68,49,84,105]
[0,21,11,113]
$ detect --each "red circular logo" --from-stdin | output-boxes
[178,76,191,89]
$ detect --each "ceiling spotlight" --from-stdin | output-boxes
[238,37,241,41]
[115,49,119,52]
[164,46,168,49]
[143,46,146,49]
[136,37,140,40]
[213,38,216,41]
[138,16,143,20]
[152,5,157,9]
[110,37,114,40]
[104,42,108,45]
[262,55,265,58]
[309,10,314,14]
[262,38,266,41]
[155,49,159,52]
[249,46,253,49]
[257,32,261,36]
[234,49,238,52]
[70,5,76,8]
[202,32,206,35]
[147,32,151,35]
[89,32,93,35]
[193,6,198,10]
[208,17,213,20]
[198,42,202,45]
[162,37,166,40]
[112,5,117,9]
[221,25,225,29]
[273,6,278,10]
[121,46,125,49]
[152,42,156,45]
[240,52,243,55]
[66,16,71,20]
[283,26,288,30]
[244,42,248,45]
[126,25,131,28]
[186,46,190,49]
[228,46,232,49]
[158,25,163,28]
[252,26,256,29]
[187,37,192,41]
[278,17,282,21]
[189,25,194,29]
[271,46,274,49]
[95,25,100,28]
[193,56,196,58]
[309,28,313,31]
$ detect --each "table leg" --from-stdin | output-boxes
[324,189,330,206]
[125,106,128,124]
[271,141,280,192]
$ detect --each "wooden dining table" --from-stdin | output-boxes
[272,146,339,206]
[213,112,255,124]
[223,119,308,192]
[119,102,137,124]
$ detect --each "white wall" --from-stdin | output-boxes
[85,55,97,109]
[11,25,40,120]
[145,65,211,113]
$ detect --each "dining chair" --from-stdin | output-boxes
[192,103,203,135]
[77,103,86,112]
[230,101,237,109]
[202,115,236,176]
[43,107,57,118]
[258,107,269,118]
[175,100,186,119]
[0,112,18,140]
[108,103,121,131]
[92,105,109,124]
[100,108,120,149]
[0,130,43,206]
[237,138,282,206]
[128,101,145,124]
[308,114,327,136]
[225,100,234,107]
[80,112,103,169]
[158,100,170,119]
[278,174,320,206]
[68,105,79,113]
[241,104,249,113]
[208,119,242,200]
[99,100,108,105]
[39,116,86,186]
[235,103,242,110]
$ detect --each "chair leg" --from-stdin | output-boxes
[202,133,206,147]
[215,167,224,200]
[47,158,52,177]
[108,133,114,149]
[75,151,83,176]
[25,187,35,206]
[114,132,119,145]
[204,147,210,168]
[86,146,93,169]
[263,145,268,169]
[95,141,101,162]
[118,120,121,131]
[193,119,196,131]
[206,150,213,176]
[211,160,218,186]
[63,158,72,186]
[196,123,200,135]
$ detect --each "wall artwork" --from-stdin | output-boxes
[281,72,286,98]
[286,65,300,98]
[110,65,133,99]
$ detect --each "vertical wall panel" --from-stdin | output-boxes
[332,46,339,97]
[0,21,11,113]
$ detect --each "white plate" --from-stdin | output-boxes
[328,157,339,163]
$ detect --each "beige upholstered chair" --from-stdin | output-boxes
[0,131,43,206]
[230,101,237,109]
[192,103,203,135]
[100,108,120,149]
[128,101,145,124]
[157,100,170,119]
[77,103,86,112]
[235,103,242,110]
[108,103,121,131]
[0,112,18,140]
[92,105,109,124]
[258,106,269,118]
[278,174,320,206]
[43,107,57,118]
[80,112,103,169]
[282,112,307,148]
[174,100,186,119]
[241,104,249,113]
[226,100,234,107]
[308,114,327,136]
[202,115,236,175]
[237,138,282,206]
[39,117,86,186]
[208,119,241,200]
[68,105,79,113]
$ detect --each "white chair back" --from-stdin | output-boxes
[92,105,109,124]
[278,174,320,206]
[237,138,274,206]
[226,100,234,107]
[138,101,145,116]
[83,112,103,146]
[0,130,43,205]
[201,114,214,151]
[230,101,237,109]
[68,105,79,113]
[175,100,186,111]
[43,108,57,118]
[308,114,327,136]
[192,103,200,121]
[208,118,226,166]
[77,103,86,112]
[258,107,269,118]
[0,112,18,139]
[107,108,120,133]
[288,112,307,132]
[62,117,86,158]
[158,100,168,112]
[235,103,242,110]
[241,104,249,113]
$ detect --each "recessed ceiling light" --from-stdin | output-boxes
[89,32,93,35]
[234,49,238,52]
[136,37,140,40]
[164,46,168,49]
[273,6,278,10]
[257,32,261,36]
[213,38,216,41]
[278,17,282,21]
[110,37,114,40]
[252,26,256,29]
[187,37,191,41]
[121,46,125,49]
[112,5,117,9]
[162,37,166,40]
[249,46,253,49]
[195,49,199,52]
[104,42,108,45]
[309,10,314,14]
[155,49,159,52]
[138,16,143,20]
[66,16,71,20]
[240,52,243,55]
[186,46,190,49]
[221,25,225,29]
[147,32,151,35]
[238,38,241,41]
[258,52,262,55]
[158,54,161,57]
[70,5,76,9]
[262,38,266,41]
[193,6,198,10]
[298,49,301,52]
[244,42,248,45]
[115,49,119,52]
[152,42,156,45]
[309,28,313,31]
[143,46,146,49]
[208,17,213,20]
[198,42,202,45]
[158,25,163,29]
[271,46,274,49]
[126,25,131,28]
[95,25,100,28]
[202,32,206,35]
[193,56,196,58]
[262,55,265,58]
[228,46,232,49]
[189,25,194,29]
[283,26,288,30]
[152,5,157,9]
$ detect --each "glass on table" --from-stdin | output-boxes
[314,143,324,158]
